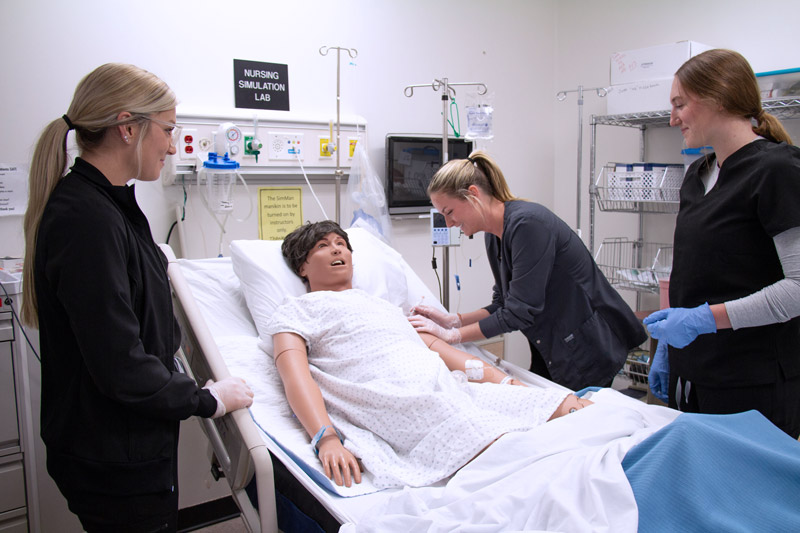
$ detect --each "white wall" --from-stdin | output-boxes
[3,1,800,526]
[0,0,557,351]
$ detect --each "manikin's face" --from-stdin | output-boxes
[299,232,353,292]
[430,190,483,237]
[139,109,178,181]
[669,77,719,149]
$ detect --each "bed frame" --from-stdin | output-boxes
[164,244,365,532]
[161,243,570,532]
[164,244,276,532]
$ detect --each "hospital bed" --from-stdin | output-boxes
[163,227,568,531]
[162,228,800,533]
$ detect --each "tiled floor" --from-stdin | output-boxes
[193,516,249,532]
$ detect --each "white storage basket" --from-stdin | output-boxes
[595,164,684,213]
[594,238,673,293]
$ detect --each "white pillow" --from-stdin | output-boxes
[230,227,410,354]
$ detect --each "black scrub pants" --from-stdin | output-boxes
[64,488,178,533]
[669,371,800,440]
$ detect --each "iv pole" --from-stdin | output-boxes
[556,85,607,237]
[320,45,358,224]
[404,78,488,310]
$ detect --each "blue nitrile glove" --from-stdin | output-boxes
[642,303,717,349]
[648,340,669,403]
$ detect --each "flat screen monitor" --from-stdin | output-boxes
[386,134,474,215]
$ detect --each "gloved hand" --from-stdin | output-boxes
[643,303,717,349]
[648,340,669,404]
[408,304,462,328]
[408,314,462,344]
[204,376,254,419]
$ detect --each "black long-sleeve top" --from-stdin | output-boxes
[35,158,216,496]
[480,200,647,390]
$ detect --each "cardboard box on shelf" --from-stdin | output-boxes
[610,41,714,86]
[606,78,672,115]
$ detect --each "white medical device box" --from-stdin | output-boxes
[431,209,460,247]
[610,41,714,86]
[606,78,673,115]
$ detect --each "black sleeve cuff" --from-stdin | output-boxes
[195,388,218,418]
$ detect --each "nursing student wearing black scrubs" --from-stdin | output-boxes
[408,151,646,391]
[21,63,254,532]
[643,49,800,439]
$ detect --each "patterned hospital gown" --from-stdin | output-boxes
[265,289,568,488]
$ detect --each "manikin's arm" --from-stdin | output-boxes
[409,306,490,344]
[419,333,592,419]
[272,331,361,487]
[419,333,522,385]
[454,308,491,343]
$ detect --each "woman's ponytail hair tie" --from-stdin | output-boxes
[62,114,75,130]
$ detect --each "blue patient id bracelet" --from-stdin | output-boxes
[312,425,345,456]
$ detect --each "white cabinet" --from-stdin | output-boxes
[0,274,33,532]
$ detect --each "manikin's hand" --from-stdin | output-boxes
[408,315,462,344]
[409,304,462,328]
[648,340,669,404]
[204,377,254,419]
[317,435,362,487]
[643,303,717,349]
[548,394,593,420]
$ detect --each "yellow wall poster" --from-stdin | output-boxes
[258,187,303,240]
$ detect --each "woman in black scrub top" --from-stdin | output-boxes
[21,63,254,532]
[643,49,800,438]
[408,150,646,391]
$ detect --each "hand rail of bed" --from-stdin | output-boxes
[160,244,278,533]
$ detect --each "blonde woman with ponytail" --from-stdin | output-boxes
[641,49,800,438]
[408,150,647,391]
[22,64,253,532]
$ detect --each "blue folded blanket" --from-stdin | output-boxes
[623,410,800,533]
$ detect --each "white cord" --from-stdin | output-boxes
[231,171,254,223]
[217,214,231,257]
[296,151,329,220]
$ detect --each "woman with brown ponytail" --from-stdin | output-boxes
[643,49,800,438]
[408,150,647,391]
[21,63,253,531]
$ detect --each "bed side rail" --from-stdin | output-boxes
[161,244,278,533]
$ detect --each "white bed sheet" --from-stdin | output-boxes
[341,388,679,533]
[212,330,679,532]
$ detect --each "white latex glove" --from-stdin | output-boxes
[409,304,462,328]
[204,376,254,419]
[408,314,462,344]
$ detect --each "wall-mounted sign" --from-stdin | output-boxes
[234,59,290,111]
[258,187,303,240]
[0,164,27,217]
